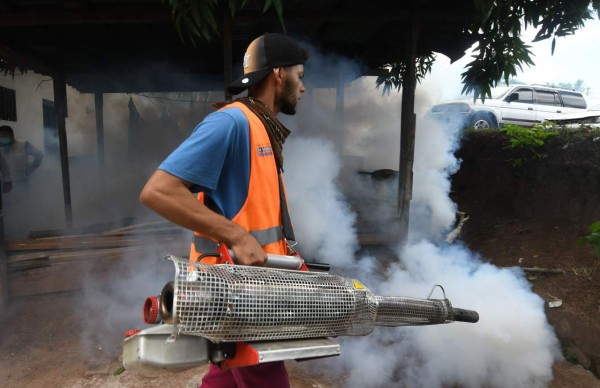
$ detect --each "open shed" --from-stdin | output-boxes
[0,0,482,310]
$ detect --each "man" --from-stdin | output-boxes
[0,125,44,183]
[140,33,308,388]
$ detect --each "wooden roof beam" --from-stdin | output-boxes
[0,10,171,26]
[0,8,478,27]
[0,41,59,77]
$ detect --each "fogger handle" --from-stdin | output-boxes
[226,248,330,272]
[265,254,330,272]
[226,249,303,270]
[265,254,305,270]
[452,308,479,323]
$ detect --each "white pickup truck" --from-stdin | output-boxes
[426,85,588,129]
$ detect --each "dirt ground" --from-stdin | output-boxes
[1,130,600,387]
[451,129,600,384]
[0,287,598,388]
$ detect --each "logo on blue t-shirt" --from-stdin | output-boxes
[257,146,273,157]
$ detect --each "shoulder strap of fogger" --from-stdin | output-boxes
[278,172,295,242]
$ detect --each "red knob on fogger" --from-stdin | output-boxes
[143,296,161,324]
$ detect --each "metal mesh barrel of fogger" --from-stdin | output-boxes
[171,259,379,342]
[374,296,453,326]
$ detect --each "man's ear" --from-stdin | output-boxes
[272,67,284,86]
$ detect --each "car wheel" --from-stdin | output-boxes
[471,113,497,129]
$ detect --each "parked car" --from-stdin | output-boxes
[544,103,600,128]
[426,85,589,129]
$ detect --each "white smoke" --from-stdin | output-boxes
[284,66,561,387]
[409,116,462,241]
[283,137,358,266]
[335,240,560,388]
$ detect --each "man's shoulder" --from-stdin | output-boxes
[6,140,26,152]
[210,105,247,121]
[196,106,249,137]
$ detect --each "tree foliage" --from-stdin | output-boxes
[500,121,558,167]
[163,0,285,44]
[578,221,600,259]
[375,53,436,95]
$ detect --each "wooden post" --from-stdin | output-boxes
[94,93,106,196]
[398,15,420,243]
[53,74,73,228]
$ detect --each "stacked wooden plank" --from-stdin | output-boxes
[6,221,191,297]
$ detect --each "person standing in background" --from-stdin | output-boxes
[0,124,44,238]
[0,125,44,183]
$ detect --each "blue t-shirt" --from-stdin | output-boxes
[158,107,250,219]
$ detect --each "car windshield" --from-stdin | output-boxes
[464,86,512,101]
[491,86,513,99]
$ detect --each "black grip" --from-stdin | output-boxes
[452,307,479,323]
[305,262,330,272]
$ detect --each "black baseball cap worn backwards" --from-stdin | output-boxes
[227,33,309,95]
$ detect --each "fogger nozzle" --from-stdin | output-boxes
[159,281,174,324]
[154,258,477,343]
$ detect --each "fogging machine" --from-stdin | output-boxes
[123,246,479,373]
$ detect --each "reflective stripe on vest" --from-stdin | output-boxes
[189,101,288,263]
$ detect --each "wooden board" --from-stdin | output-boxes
[9,256,126,297]
[6,234,187,251]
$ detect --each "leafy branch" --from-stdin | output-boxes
[163,0,285,44]
[578,221,600,259]
[375,53,436,95]
[500,122,557,167]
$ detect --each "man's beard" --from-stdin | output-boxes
[279,77,297,115]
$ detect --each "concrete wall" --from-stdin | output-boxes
[1,72,219,238]
[0,71,53,151]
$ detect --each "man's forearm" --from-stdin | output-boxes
[25,142,44,171]
[140,170,267,265]
[139,170,247,244]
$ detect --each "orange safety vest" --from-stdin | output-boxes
[189,101,288,263]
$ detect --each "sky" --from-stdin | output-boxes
[421,15,600,106]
